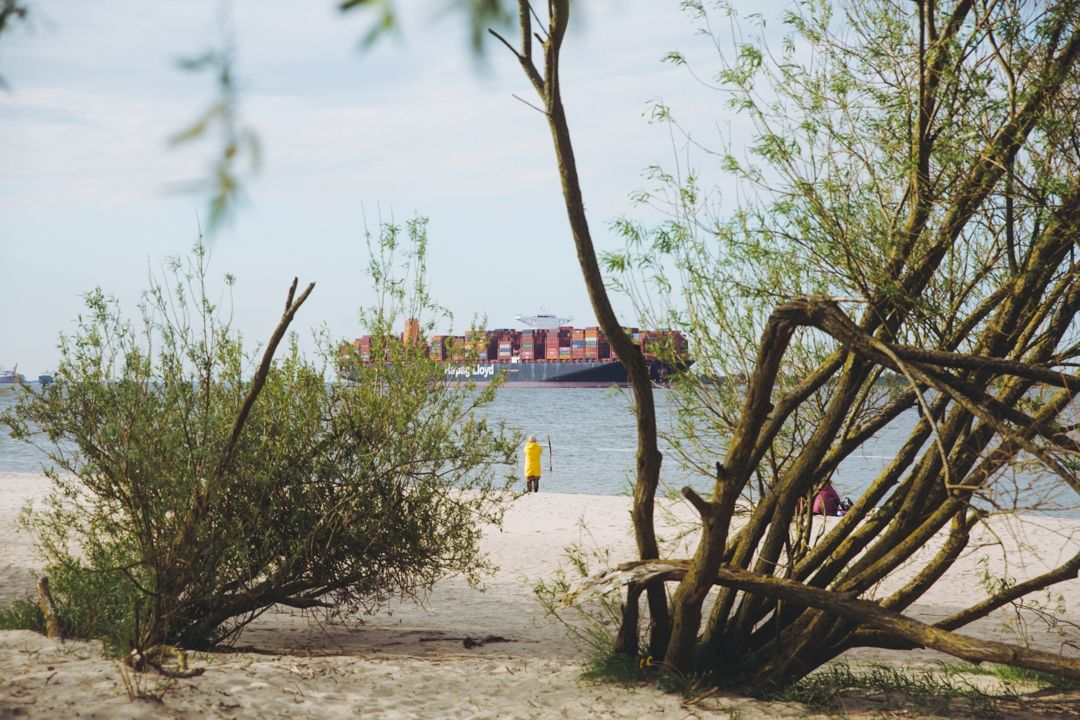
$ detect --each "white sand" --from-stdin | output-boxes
[1,470,1078,718]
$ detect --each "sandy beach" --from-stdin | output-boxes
[2,470,1079,718]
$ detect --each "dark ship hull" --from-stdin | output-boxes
[445,358,683,388]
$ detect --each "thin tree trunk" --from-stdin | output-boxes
[495,0,671,655]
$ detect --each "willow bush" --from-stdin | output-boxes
[594,0,1080,691]
[496,0,1080,695]
[2,221,515,655]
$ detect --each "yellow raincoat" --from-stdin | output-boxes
[524,439,543,477]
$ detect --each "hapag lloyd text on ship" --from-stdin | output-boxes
[445,364,496,379]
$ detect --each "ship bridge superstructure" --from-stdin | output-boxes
[514,311,573,330]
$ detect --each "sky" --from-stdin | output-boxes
[0,1,765,376]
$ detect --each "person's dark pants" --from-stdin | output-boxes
[526,476,540,493]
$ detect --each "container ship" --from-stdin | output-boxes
[350,315,690,388]
[0,366,25,384]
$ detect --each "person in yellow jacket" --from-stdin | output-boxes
[523,435,543,493]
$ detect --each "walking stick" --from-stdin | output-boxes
[547,435,553,473]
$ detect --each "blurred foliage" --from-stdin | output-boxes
[340,0,513,55]
[0,0,27,34]
[169,0,516,232]
[0,0,30,89]
[170,39,262,232]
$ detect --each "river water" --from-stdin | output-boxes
[1,385,1075,515]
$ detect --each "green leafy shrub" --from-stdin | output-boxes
[2,221,515,654]
[0,599,44,634]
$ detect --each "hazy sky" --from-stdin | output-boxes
[1,1,758,375]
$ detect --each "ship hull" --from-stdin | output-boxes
[444,358,682,387]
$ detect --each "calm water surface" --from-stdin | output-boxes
[2,385,1074,514]
[0,385,687,495]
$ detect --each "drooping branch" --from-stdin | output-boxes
[787,297,1080,391]
[779,297,1080,496]
[939,548,1080,631]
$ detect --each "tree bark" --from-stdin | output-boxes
[37,576,63,642]
[666,313,798,669]
[591,559,1080,692]
[497,0,671,656]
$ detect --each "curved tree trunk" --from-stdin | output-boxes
[493,0,670,655]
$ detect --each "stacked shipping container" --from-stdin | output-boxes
[429,335,447,360]
[352,324,689,364]
[355,336,371,362]
[580,327,612,360]
[496,329,513,360]
[571,329,586,359]
[520,329,548,360]
[546,327,571,359]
